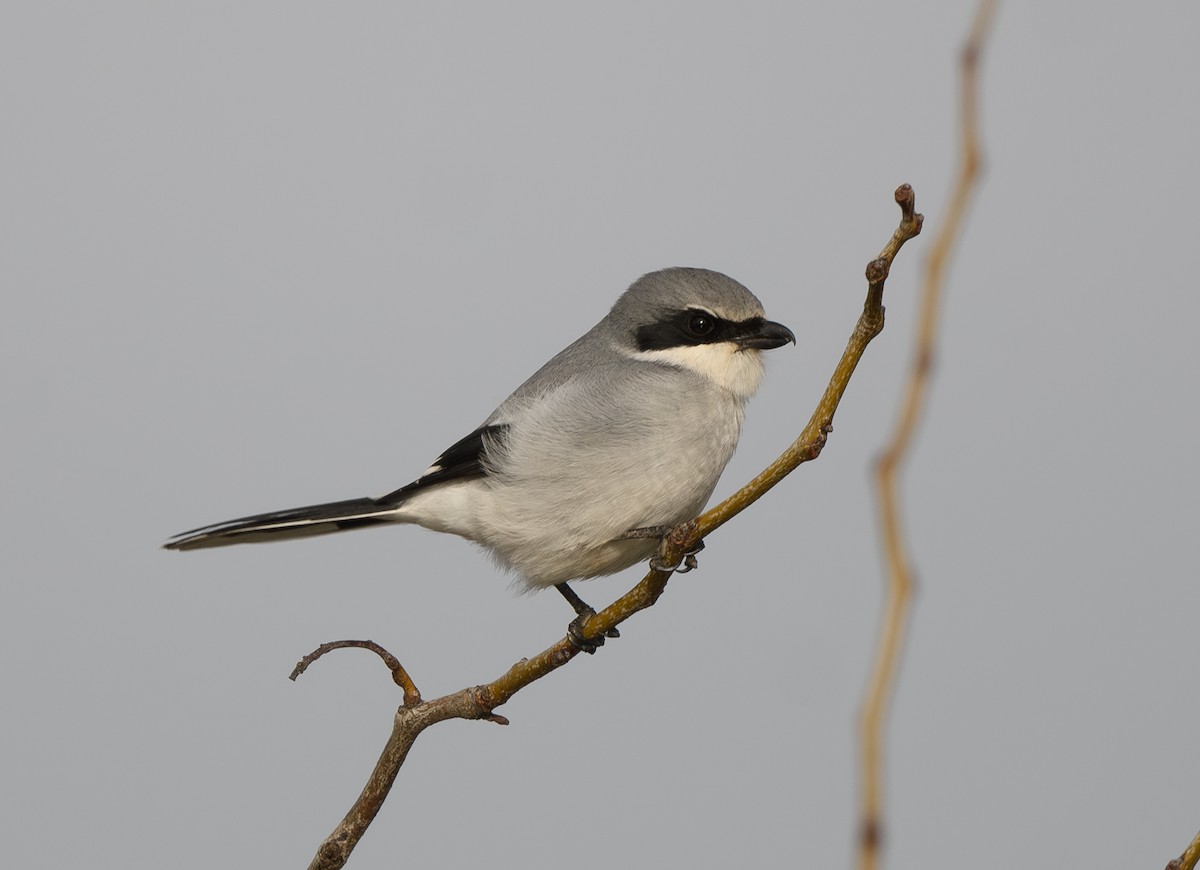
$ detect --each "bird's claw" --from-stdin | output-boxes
[649,539,704,574]
[555,582,619,654]
[567,612,619,655]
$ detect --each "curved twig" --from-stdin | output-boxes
[291,639,421,707]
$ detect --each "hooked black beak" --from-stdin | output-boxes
[736,319,796,350]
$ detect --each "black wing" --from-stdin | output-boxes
[376,423,508,506]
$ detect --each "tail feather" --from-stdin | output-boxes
[163,497,399,551]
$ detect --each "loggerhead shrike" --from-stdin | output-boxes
[165,267,794,646]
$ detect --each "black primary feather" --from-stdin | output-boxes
[163,424,509,550]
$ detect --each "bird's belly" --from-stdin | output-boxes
[410,386,746,590]
[495,535,661,590]
[474,438,736,588]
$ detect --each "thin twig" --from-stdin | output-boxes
[857,3,996,869]
[291,640,422,707]
[303,187,922,870]
[691,186,921,546]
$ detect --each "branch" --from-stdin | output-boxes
[301,187,922,870]
[1166,829,1200,870]
[290,640,422,708]
[563,183,922,651]
[857,3,996,868]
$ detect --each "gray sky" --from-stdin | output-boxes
[3,3,1198,868]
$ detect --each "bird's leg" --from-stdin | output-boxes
[555,582,619,654]
[618,526,705,574]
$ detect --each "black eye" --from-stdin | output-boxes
[687,313,716,336]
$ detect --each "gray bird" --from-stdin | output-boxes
[165,267,793,644]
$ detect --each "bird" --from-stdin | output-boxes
[165,267,794,647]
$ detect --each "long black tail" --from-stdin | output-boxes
[163,498,400,551]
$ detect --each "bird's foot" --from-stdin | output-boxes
[555,583,619,655]
[649,539,705,574]
[566,612,611,654]
[618,526,704,573]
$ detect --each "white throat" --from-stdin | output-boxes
[630,343,766,400]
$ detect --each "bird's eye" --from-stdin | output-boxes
[687,313,716,336]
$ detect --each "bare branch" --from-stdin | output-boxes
[1166,828,1200,870]
[307,687,497,870]
[857,3,996,868]
[291,640,422,708]
[302,186,922,869]
[685,184,922,549]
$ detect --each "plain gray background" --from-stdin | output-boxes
[3,3,1197,868]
